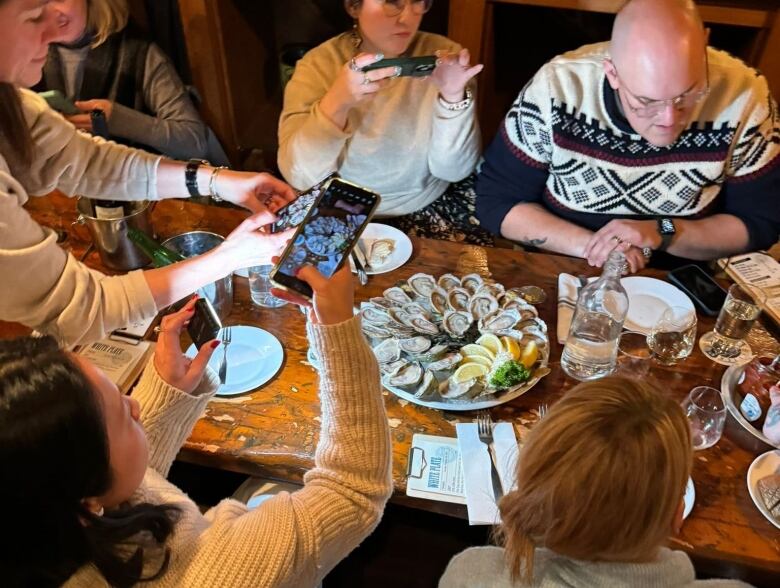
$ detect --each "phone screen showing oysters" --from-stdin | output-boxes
[272,179,379,297]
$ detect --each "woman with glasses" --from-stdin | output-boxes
[278,0,493,245]
[475,0,780,271]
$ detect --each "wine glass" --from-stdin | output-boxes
[647,306,697,365]
[682,386,726,450]
[701,284,765,360]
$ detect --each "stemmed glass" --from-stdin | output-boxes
[647,306,697,365]
[682,386,726,450]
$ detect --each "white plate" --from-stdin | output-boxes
[684,477,695,519]
[186,325,284,396]
[349,223,413,275]
[620,277,695,335]
[747,449,780,530]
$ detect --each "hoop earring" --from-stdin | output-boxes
[350,21,362,50]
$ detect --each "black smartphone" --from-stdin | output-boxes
[186,297,222,349]
[362,55,437,77]
[39,90,80,115]
[270,177,381,299]
[667,264,728,316]
[90,109,109,139]
[270,172,340,234]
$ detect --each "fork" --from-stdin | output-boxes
[352,251,368,286]
[538,403,548,420]
[476,410,504,502]
[218,326,232,385]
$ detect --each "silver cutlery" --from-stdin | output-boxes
[476,410,504,502]
[218,326,232,385]
[538,404,548,420]
[352,251,368,286]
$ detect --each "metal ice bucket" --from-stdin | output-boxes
[161,231,233,320]
[76,198,153,270]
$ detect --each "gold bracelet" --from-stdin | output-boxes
[209,166,228,202]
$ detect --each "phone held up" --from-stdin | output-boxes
[270,177,381,299]
[187,297,222,349]
[270,172,340,234]
[38,90,81,116]
[362,55,437,77]
[667,264,728,316]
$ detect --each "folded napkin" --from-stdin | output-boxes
[557,273,596,344]
[455,422,519,525]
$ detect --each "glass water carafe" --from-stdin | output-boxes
[561,251,629,380]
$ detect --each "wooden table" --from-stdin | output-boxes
[12,193,780,585]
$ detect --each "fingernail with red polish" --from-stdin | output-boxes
[210,340,220,349]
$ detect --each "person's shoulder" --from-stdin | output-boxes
[439,546,515,588]
[300,33,353,67]
[547,42,608,75]
[707,46,769,95]
[17,88,52,124]
[412,31,461,54]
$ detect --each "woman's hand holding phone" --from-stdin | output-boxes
[431,48,483,103]
[271,262,355,326]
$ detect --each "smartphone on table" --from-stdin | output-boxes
[270,177,380,299]
[362,55,437,77]
[667,264,728,316]
[270,172,340,234]
[39,90,80,115]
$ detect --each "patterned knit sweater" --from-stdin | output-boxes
[65,316,392,587]
[476,42,780,253]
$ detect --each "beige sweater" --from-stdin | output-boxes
[0,89,161,347]
[66,316,392,587]
[278,31,481,217]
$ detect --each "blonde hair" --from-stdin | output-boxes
[88,0,130,47]
[498,377,692,584]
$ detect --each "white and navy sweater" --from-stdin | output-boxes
[476,42,780,256]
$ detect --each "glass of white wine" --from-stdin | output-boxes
[647,306,697,365]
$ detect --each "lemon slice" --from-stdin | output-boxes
[453,362,489,383]
[520,340,539,369]
[476,334,503,357]
[461,355,493,369]
[501,336,521,361]
[460,343,495,360]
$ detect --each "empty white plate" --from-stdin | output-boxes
[186,325,284,396]
[621,277,695,335]
[349,223,413,275]
[747,449,780,530]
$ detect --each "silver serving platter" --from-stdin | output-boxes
[720,365,779,453]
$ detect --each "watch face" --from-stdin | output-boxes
[660,218,676,235]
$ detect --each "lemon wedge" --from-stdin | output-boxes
[520,340,539,369]
[501,336,521,361]
[476,334,503,357]
[453,362,489,383]
[460,343,495,361]
[461,355,493,369]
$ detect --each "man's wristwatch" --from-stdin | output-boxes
[656,217,676,251]
[185,159,209,198]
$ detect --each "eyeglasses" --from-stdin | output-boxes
[377,0,433,17]
[610,56,710,119]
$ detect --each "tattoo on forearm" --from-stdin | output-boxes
[520,237,548,248]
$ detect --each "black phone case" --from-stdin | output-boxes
[362,56,437,77]
[667,265,725,316]
[187,298,222,349]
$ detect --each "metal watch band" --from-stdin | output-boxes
[185,159,209,198]
[438,87,473,112]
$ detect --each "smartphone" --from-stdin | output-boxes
[90,109,109,139]
[39,90,80,115]
[270,177,381,299]
[667,264,728,316]
[186,297,222,349]
[362,55,437,77]
[270,172,340,234]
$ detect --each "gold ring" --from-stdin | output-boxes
[611,236,623,244]
[362,73,371,85]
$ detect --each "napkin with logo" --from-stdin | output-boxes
[455,422,519,525]
[557,273,596,344]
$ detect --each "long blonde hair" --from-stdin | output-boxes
[498,377,692,584]
[88,0,130,46]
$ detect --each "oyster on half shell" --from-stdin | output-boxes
[443,310,473,338]
[447,288,471,312]
[373,338,401,364]
[398,336,432,354]
[407,273,437,298]
[387,362,423,389]
[469,293,499,320]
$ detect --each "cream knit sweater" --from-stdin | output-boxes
[65,316,392,587]
[0,89,161,347]
[278,31,481,217]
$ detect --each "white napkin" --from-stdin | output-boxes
[456,422,519,525]
[557,273,596,344]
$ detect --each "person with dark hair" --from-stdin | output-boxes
[0,265,392,587]
[0,0,295,347]
[36,0,228,164]
[278,0,492,245]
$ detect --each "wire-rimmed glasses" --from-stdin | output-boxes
[377,0,433,17]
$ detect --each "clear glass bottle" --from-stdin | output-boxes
[561,251,629,380]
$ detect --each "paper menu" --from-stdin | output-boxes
[77,338,154,393]
[406,434,466,505]
[722,253,780,320]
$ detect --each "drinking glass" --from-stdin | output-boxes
[682,386,726,450]
[615,331,653,377]
[248,265,288,308]
[647,306,697,365]
[708,284,765,358]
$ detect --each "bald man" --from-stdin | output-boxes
[476,0,780,271]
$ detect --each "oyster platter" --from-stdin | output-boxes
[361,272,550,411]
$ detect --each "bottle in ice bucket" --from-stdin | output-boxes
[127,227,186,267]
[561,250,629,380]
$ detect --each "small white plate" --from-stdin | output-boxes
[349,223,413,275]
[699,331,754,366]
[684,477,695,519]
[621,276,695,335]
[186,325,284,396]
[747,449,780,530]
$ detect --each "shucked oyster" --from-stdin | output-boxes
[429,287,449,315]
[437,273,461,290]
[447,288,471,312]
[367,238,395,268]
[373,338,401,364]
[469,293,499,320]
[410,316,439,336]
[360,305,391,325]
[388,362,423,389]
[461,273,484,294]
[428,352,463,374]
[413,370,437,399]
[398,336,432,355]
[407,273,437,298]
[479,309,521,334]
[443,310,473,338]
[407,343,448,363]
[383,286,412,305]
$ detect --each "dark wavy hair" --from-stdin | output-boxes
[0,336,180,587]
